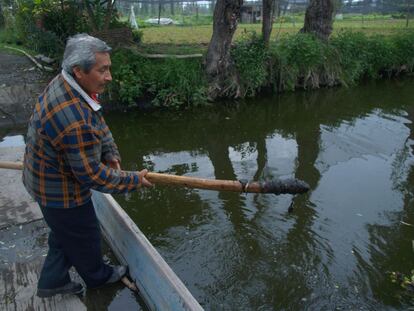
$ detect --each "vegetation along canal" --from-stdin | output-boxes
[102,77,414,310]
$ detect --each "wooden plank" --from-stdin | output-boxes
[137,53,203,59]
[92,192,203,311]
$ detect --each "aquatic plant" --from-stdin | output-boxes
[389,270,414,305]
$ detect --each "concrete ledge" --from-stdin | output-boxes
[0,145,42,229]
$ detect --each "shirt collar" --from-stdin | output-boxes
[61,70,102,112]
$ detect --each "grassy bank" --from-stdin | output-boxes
[110,30,414,109]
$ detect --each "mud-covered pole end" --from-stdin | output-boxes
[263,178,310,195]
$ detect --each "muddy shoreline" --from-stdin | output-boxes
[0,50,53,128]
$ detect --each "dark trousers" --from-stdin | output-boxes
[38,200,113,289]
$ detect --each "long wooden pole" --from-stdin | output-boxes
[145,172,310,194]
[0,161,309,195]
[0,161,23,170]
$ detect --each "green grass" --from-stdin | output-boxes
[139,17,414,48]
[133,43,207,55]
[0,30,38,56]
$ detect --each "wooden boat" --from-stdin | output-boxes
[92,191,203,311]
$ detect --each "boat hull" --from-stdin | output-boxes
[92,191,203,311]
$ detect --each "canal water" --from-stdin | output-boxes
[107,77,414,310]
[2,77,413,310]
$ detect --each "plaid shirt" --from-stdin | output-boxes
[23,74,140,208]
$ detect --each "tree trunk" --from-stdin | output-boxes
[0,2,4,29]
[170,1,175,15]
[301,0,334,41]
[104,0,116,31]
[158,1,162,24]
[274,0,280,17]
[406,0,410,28]
[151,0,156,16]
[84,0,98,32]
[281,0,289,15]
[262,0,275,45]
[143,2,148,15]
[205,0,243,98]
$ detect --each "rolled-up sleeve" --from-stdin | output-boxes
[57,122,139,193]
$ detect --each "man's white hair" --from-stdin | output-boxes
[62,34,112,74]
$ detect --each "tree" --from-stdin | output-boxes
[82,0,120,32]
[301,0,335,41]
[406,0,412,27]
[205,0,243,98]
[103,0,116,30]
[170,1,174,15]
[0,1,4,29]
[262,0,276,45]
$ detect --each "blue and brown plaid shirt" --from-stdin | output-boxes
[23,74,140,208]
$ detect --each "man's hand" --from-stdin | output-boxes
[106,158,152,188]
[138,169,153,188]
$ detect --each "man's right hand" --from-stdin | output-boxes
[138,169,153,188]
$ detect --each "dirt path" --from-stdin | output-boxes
[0,50,53,128]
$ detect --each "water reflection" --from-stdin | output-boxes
[107,78,414,310]
[357,105,414,309]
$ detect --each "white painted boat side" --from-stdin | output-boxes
[92,191,203,311]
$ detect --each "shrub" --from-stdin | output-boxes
[11,0,126,56]
[149,58,207,108]
[330,30,369,84]
[110,49,207,109]
[391,31,414,71]
[109,49,147,106]
[25,26,64,56]
[13,0,65,56]
[41,1,91,42]
[0,6,22,45]
[269,33,332,91]
[331,30,414,82]
[231,32,268,97]
[132,29,144,44]
[363,34,398,78]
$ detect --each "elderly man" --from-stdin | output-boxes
[23,34,152,298]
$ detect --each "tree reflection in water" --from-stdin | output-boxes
[106,78,414,310]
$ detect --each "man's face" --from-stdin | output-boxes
[73,52,112,95]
